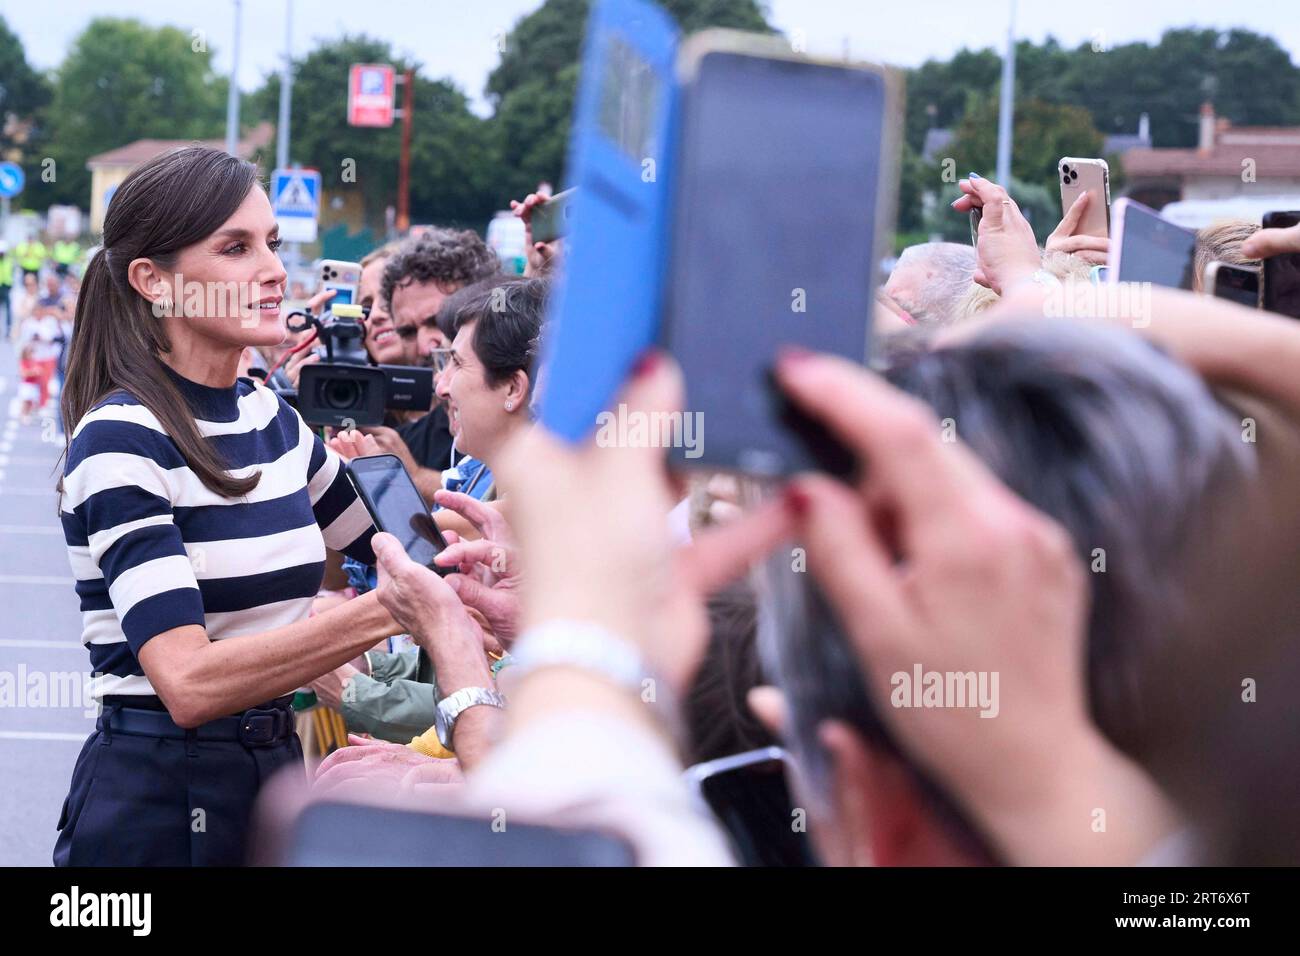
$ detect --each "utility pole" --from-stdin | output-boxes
[276,0,293,170]
[276,0,299,280]
[225,0,243,156]
[396,68,414,233]
[995,0,1017,186]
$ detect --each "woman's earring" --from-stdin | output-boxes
[504,401,515,411]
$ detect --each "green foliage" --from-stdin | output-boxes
[486,0,772,195]
[250,35,498,229]
[0,14,51,147]
[6,7,1298,240]
[36,18,228,209]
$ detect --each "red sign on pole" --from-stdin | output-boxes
[348,64,396,127]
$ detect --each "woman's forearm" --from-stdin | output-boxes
[146,591,400,726]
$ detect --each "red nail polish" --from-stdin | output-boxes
[632,350,662,378]
[783,484,810,517]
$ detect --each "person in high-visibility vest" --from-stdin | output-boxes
[0,242,14,337]
[14,235,47,281]
[51,239,81,277]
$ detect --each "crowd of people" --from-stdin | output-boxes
[33,138,1300,868]
[1,237,82,429]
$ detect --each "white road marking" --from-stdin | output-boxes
[0,639,82,649]
[0,574,75,585]
[0,731,89,742]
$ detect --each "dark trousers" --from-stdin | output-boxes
[53,702,304,866]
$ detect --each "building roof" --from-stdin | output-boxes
[1124,111,1300,179]
[86,122,275,170]
[1102,133,1150,155]
[1123,142,1300,178]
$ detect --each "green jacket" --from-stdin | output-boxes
[339,648,440,744]
[0,254,13,286]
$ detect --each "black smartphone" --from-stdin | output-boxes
[969,207,982,246]
[661,40,897,478]
[530,188,576,243]
[281,803,637,866]
[1204,261,1260,308]
[347,453,450,574]
[1109,198,1198,290]
[685,746,818,867]
[1261,211,1300,319]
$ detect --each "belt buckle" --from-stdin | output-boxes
[239,708,282,747]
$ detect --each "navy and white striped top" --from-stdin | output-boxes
[60,369,377,701]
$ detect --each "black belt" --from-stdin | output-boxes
[101,696,296,748]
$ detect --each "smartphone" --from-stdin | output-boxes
[281,804,637,866]
[1261,211,1300,319]
[1109,198,1197,290]
[661,35,899,477]
[346,454,450,573]
[530,188,576,244]
[1205,261,1260,308]
[969,207,982,247]
[1058,157,1110,238]
[685,746,818,867]
[536,0,680,444]
[319,259,362,306]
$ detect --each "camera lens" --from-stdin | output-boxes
[322,378,362,410]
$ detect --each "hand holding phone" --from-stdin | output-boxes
[1259,211,1300,319]
[1057,158,1110,239]
[1204,261,1260,308]
[347,454,451,574]
[1108,198,1197,289]
[319,259,362,307]
[529,188,575,244]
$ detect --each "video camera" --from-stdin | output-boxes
[284,303,434,428]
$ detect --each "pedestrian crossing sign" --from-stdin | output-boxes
[272,168,321,243]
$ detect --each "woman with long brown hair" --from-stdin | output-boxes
[55,145,397,866]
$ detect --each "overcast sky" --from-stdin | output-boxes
[8,0,1299,117]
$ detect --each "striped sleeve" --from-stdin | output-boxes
[63,410,205,654]
[306,430,377,565]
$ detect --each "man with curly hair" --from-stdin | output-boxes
[356,229,503,501]
[382,228,502,369]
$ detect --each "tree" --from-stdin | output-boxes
[943,95,1105,240]
[0,15,52,161]
[904,48,1001,153]
[251,36,499,230]
[35,18,227,209]
[486,0,773,194]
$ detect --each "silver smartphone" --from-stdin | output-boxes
[1058,157,1111,238]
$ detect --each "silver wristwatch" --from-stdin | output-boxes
[434,686,507,750]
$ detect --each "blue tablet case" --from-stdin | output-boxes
[535,0,680,443]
